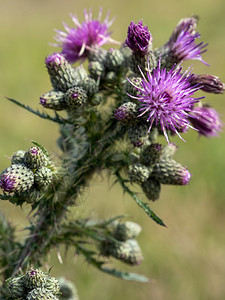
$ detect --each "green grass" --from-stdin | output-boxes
[1,0,225,299]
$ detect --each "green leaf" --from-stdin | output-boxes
[115,171,167,227]
[100,266,149,282]
[5,97,74,125]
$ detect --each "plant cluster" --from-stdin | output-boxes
[0,8,224,298]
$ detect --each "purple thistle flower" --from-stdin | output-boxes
[54,8,118,63]
[128,61,202,143]
[189,74,225,94]
[189,104,223,137]
[125,20,152,56]
[168,23,208,65]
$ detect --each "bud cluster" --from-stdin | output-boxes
[0,146,55,203]
[5,268,60,299]
[128,143,190,201]
[99,221,143,265]
[88,47,126,83]
[40,53,99,113]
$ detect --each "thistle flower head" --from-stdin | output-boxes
[168,22,208,64]
[54,8,117,63]
[125,20,151,56]
[128,61,202,142]
[189,104,223,137]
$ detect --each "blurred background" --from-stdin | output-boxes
[1,0,225,299]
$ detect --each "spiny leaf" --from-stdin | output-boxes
[5,97,74,125]
[100,266,149,282]
[115,171,167,227]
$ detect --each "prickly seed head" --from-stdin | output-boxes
[65,87,88,107]
[153,159,191,185]
[113,221,142,241]
[0,164,34,194]
[129,163,151,183]
[24,147,49,170]
[34,167,53,189]
[40,90,66,111]
[11,150,26,165]
[114,102,138,124]
[6,276,27,299]
[26,287,59,300]
[141,177,161,201]
[45,53,78,92]
[24,269,47,290]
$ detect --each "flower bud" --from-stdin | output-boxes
[0,164,34,194]
[40,90,66,111]
[24,147,49,170]
[125,76,142,97]
[129,163,151,183]
[79,77,98,96]
[11,150,25,165]
[6,276,27,299]
[64,87,88,107]
[26,288,58,300]
[141,178,161,201]
[153,159,191,185]
[114,102,138,124]
[88,61,105,79]
[125,21,152,56]
[113,221,142,241]
[161,143,178,160]
[105,71,117,83]
[58,277,79,300]
[128,123,149,147]
[189,74,224,94]
[104,48,124,71]
[45,53,78,92]
[106,239,144,265]
[34,167,53,190]
[44,276,60,295]
[140,143,162,165]
[189,104,223,137]
[24,269,47,290]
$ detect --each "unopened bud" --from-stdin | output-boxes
[45,53,78,92]
[26,288,58,300]
[128,123,149,147]
[161,143,178,160]
[24,147,49,170]
[114,102,138,123]
[113,221,142,241]
[6,276,26,299]
[11,150,25,165]
[88,61,105,79]
[141,143,162,165]
[34,167,53,189]
[129,163,151,183]
[104,48,124,71]
[24,269,47,290]
[40,90,66,111]
[189,74,224,94]
[107,239,144,265]
[0,164,34,194]
[153,159,191,185]
[65,87,88,107]
[141,178,161,201]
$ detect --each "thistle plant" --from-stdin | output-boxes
[0,9,224,299]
